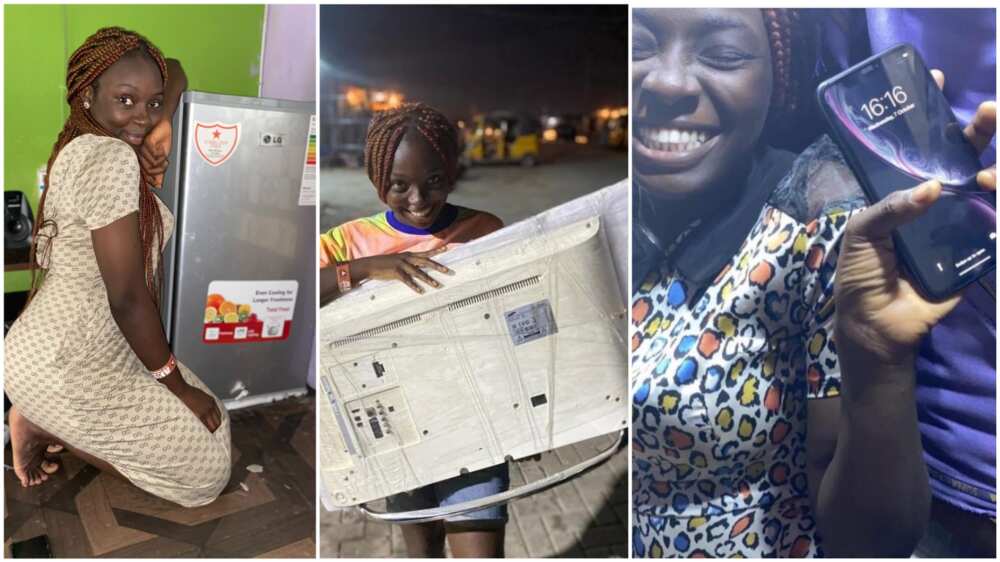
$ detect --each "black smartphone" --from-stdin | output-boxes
[817,43,995,300]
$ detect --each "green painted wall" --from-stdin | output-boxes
[4,4,265,292]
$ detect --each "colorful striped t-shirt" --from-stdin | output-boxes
[319,204,503,267]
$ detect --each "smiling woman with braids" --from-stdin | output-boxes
[4,27,231,507]
[319,103,507,557]
[319,103,502,301]
[630,8,996,557]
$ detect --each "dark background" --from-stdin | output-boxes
[320,5,627,119]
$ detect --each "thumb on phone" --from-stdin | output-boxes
[848,180,941,240]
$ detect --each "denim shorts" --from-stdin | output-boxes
[386,462,510,523]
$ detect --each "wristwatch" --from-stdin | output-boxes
[335,262,352,293]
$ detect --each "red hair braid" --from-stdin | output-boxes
[364,103,459,202]
[762,9,802,115]
[30,27,168,307]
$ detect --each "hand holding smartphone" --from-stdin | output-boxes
[817,43,996,300]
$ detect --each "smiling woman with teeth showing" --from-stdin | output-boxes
[319,103,503,302]
[632,9,774,207]
[630,8,999,558]
[320,103,504,303]
[319,103,508,558]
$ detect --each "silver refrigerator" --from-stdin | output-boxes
[160,91,316,406]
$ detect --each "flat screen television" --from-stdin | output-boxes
[319,215,627,512]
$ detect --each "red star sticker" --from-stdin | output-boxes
[212,129,222,139]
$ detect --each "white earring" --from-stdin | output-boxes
[83,100,90,109]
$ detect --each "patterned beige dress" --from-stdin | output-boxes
[4,134,231,508]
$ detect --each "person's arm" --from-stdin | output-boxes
[807,357,930,556]
[808,96,996,556]
[320,250,453,306]
[162,58,187,118]
[91,212,222,432]
[319,266,344,306]
[141,58,187,186]
[806,185,941,556]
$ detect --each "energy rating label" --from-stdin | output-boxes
[299,114,317,206]
[202,280,298,344]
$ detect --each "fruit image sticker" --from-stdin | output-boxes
[202,281,298,344]
[194,122,240,166]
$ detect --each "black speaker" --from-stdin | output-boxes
[5,191,33,264]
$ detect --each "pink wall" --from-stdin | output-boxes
[260,4,316,102]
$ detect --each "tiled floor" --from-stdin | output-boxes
[4,396,315,558]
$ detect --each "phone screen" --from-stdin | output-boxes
[819,44,995,298]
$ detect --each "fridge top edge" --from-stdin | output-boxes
[183,91,315,113]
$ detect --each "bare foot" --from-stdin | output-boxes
[8,406,59,487]
[46,444,64,454]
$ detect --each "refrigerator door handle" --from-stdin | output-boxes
[355,429,625,524]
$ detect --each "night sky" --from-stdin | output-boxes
[320,5,627,118]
